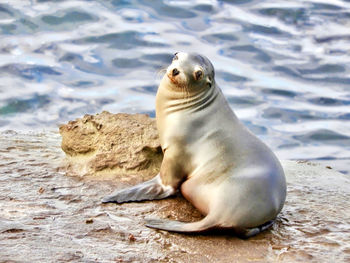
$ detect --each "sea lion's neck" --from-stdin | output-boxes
[156,77,219,114]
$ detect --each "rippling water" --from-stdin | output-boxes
[0,0,349,174]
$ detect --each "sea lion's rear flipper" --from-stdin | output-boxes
[102,174,175,203]
[145,216,216,233]
[146,217,275,237]
[236,220,275,239]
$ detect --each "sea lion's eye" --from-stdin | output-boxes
[173,52,179,61]
[194,70,203,81]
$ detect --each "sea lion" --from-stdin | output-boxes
[102,52,286,238]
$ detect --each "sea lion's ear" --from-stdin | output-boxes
[207,76,212,88]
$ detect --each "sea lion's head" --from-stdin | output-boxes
[164,52,215,92]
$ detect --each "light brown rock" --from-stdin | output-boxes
[59,111,162,179]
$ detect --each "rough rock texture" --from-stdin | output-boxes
[59,111,162,179]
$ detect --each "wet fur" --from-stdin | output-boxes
[102,52,286,238]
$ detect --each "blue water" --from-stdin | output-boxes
[0,0,349,174]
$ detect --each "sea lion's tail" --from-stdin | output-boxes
[145,216,216,233]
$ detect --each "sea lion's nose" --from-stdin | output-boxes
[172,68,180,77]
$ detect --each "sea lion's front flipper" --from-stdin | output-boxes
[101,174,175,203]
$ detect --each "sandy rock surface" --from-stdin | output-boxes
[0,112,345,262]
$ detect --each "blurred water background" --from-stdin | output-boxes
[0,0,349,174]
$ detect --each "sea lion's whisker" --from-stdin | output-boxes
[156,67,167,79]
